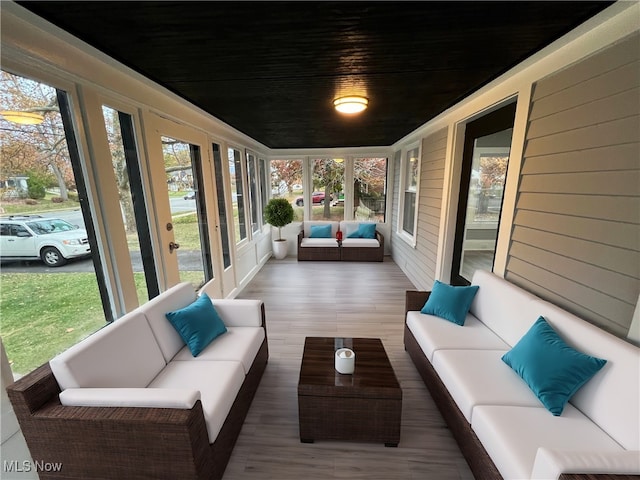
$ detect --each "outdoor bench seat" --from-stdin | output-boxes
[404,270,640,479]
[6,282,268,480]
[297,220,383,261]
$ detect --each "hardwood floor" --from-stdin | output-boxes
[224,257,474,479]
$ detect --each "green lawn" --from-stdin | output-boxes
[0,273,108,375]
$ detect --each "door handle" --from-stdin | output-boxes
[169,241,180,253]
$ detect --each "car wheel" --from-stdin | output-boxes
[41,247,67,267]
[296,199,303,206]
[319,199,324,205]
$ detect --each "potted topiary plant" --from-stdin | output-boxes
[264,197,294,259]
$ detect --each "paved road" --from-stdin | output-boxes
[0,250,205,273]
[2,199,201,273]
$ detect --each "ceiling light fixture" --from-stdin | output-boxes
[333,96,368,114]
[0,110,45,125]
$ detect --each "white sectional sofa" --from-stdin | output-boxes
[297,220,384,261]
[404,270,640,480]
[7,282,269,480]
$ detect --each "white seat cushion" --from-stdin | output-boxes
[300,238,339,247]
[172,327,265,374]
[406,310,509,362]
[432,349,541,423]
[341,238,379,248]
[50,311,166,390]
[472,404,624,480]
[149,360,245,443]
[138,282,197,362]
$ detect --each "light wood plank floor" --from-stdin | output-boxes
[225,257,474,479]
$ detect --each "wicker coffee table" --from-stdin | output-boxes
[297,337,402,447]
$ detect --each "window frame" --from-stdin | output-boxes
[227,145,248,246]
[397,141,422,247]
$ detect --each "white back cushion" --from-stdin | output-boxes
[535,300,640,450]
[469,270,540,346]
[303,221,339,237]
[339,221,377,237]
[138,282,197,362]
[50,311,166,390]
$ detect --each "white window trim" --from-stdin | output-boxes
[397,141,421,247]
[227,145,249,246]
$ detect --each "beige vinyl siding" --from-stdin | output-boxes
[506,32,640,338]
[392,128,447,289]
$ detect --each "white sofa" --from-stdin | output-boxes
[297,220,384,261]
[404,270,640,480]
[7,282,269,480]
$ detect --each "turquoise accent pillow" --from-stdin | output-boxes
[165,293,227,357]
[501,316,607,416]
[347,223,377,239]
[420,280,479,325]
[309,224,332,238]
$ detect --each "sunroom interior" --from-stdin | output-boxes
[1,1,639,479]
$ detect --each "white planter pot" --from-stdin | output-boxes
[272,239,288,259]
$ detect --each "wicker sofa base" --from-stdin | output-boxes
[404,323,501,479]
[7,339,269,480]
[297,230,384,262]
[297,244,341,261]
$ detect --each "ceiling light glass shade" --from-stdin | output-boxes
[0,110,45,125]
[333,96,368,114]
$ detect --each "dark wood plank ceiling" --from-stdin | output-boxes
[17,1,613,149]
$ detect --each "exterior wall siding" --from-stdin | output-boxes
[506,32,640,337]
[392,128,448,290]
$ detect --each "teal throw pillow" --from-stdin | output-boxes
[310,224,332,238]
[501,316,606,416]
[165,293,227,357]
[347,223,377,239]
[420,280,479,326]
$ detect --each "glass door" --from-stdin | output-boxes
[211,143,236,296]
[451,103,516,285]
[146,115,221,295]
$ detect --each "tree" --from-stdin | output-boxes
[102,106,137,233]
[270,159,302,195]
[0,71,74,201]
[477,155,507,214]
[312,158,344,218]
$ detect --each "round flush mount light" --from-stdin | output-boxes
[0,110,44,125]
[333,96,368,114]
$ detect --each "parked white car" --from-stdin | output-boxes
[0,215,91,267]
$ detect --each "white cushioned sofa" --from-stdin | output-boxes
[297,220,384,261]
[404,270,640,480]
[6,282,269,480]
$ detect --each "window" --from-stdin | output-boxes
[399,146,420,239]
[310,158,344,221]
[353,157,388,222]
[0,70,108,375]
[452,103,516,285]
[212,144,231,269]
[258,157,268,222]
[102,106,158,302]
[246,152,260,235]
[228,147,247,243]
[270,159,303,221]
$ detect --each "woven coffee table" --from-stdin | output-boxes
[297,337,402,447]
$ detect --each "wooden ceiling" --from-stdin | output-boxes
[17,1,613,149]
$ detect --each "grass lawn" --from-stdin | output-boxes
[0,195,80,215]
[0,273,108,375]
